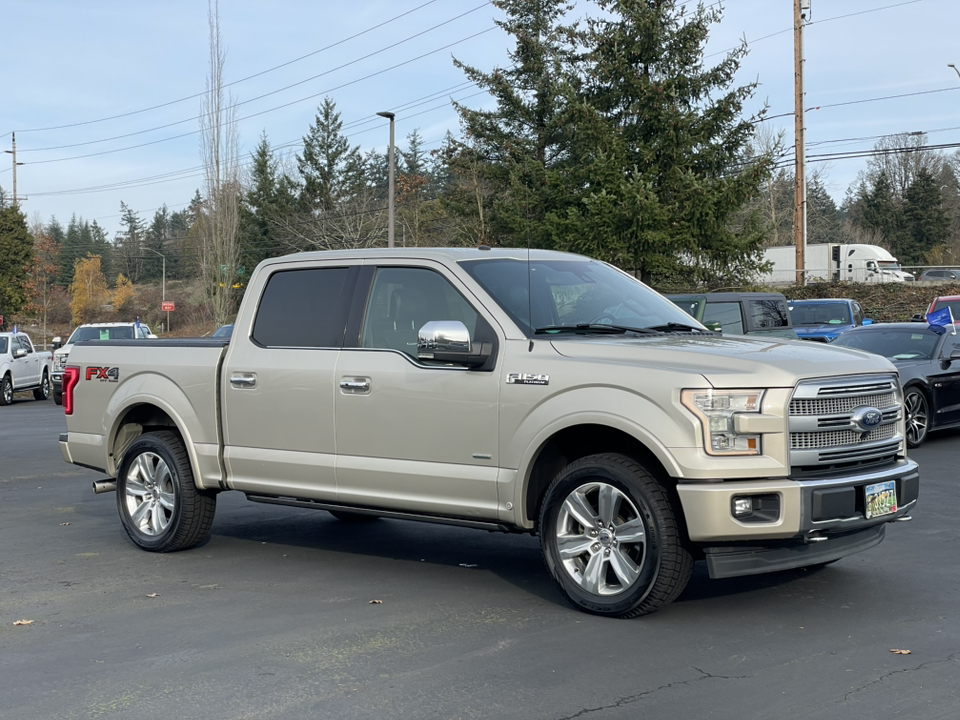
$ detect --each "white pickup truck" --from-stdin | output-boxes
[1,331,53,405]
[59,248,920,617]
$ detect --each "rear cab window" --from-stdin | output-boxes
[252,267,352,348]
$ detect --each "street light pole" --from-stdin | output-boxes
[377,111,396,248]
[950,64,960,81]
[143,248,166,333]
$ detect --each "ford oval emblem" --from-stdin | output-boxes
[852,406,883,431]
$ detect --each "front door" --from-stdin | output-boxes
[931,335,960,425]
[334,263,502,519]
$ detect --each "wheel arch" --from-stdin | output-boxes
[518,421,679,531]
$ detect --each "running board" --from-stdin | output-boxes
[244,494,519,533]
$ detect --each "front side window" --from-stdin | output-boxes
[461,258,699,335]
[702,303,744,335]
[361,267,479,357]
[19,336,34,353]
[253,267,350,348]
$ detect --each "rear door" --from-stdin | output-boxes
[334,261,502,519]
[222,261,357,501]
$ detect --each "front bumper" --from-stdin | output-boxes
[51,372,63,393]
[677,458,919,542]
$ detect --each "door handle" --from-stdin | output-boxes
[230,372,257,389]
[340,378,371,393]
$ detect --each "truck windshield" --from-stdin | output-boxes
[68,326,135,343]
[790,302,852,326]
[460,258,703,336]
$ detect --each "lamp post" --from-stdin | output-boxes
[377,111,396,248]
[950,64,960,81]
[143,247,166,333]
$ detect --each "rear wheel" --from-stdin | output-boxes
[539,453,692,618]
[904,387,929,448]
[33,371,50,401]
[0,374,12,406]
[53,391,63,406]
[116,431,217,552]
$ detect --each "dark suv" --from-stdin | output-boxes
[919,269,960,282]
[666,292,798,339]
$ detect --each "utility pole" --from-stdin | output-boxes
[793,0,810,286]
[4,132,25,207]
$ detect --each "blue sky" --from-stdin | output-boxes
[1,0,958,237]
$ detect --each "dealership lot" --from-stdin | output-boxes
[1,400,958,720]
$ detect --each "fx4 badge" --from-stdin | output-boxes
[86,366,120,382]
[507,373,549,386]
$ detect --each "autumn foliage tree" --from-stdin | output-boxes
[113,273,135,314]
[70,255,109,324]
[24,229,61,344]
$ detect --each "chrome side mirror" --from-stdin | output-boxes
[13,348,27,359]
[52,336,63,350]
[418,321,490,368]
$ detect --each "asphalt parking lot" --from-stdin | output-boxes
[1,398,958,720]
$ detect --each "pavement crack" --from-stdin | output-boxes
[839,653,960,702]
[555,667,750,720]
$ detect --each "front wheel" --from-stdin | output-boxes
[53,391,63,406]
[0,374,12,406]
[33,371,50,401]
[904,387,929,448]
[538,453,692,618]
[116,431,217,552]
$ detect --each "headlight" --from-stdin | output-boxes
[681,389,765,456]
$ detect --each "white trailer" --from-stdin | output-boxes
[758,243,913,285]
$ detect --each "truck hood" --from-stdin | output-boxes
[550,333,896,388]
[794,324,853,340]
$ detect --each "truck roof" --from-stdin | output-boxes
[263,247,589,266]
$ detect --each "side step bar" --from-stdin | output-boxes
[244,494,519,534]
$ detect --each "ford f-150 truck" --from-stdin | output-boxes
[59,248,920,617]
[1,331,53,405]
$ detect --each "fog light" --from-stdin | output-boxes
[732,497,754,517]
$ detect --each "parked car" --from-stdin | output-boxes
[51,322,156,405]
[787,298,873,342]
[212,324,234,338]
[0,331,53,405]
[831,322,960,447]
[919,269,960,282]
[666,292,798,339]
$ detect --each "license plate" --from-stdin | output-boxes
[865,480,898,519]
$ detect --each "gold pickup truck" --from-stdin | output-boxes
[59,248,919,617]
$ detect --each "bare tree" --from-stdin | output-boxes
[866,132,943,201]
[198,0,241,327]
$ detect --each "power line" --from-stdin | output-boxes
[19,3,493,154]
[807,85,960,111]
[13,0,444,134]
[22,27,497,168]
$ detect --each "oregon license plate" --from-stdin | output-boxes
[865,480,898,519]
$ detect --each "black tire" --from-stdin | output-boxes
[538,453,693,618]
[904,387,929,448]
[53,391,63,406]
[329,510,380,523]
[116,430,217,552]
[33,371,51,401]
[0,374,12,406]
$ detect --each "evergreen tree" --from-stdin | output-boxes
[240,133,297,272]
[116,203,146,283]
[806,176,843,245]
[297,97,355,213]
[859,171,905,251]
[903,169,951,265]
[0,204,34,317]
[144,205,170,282]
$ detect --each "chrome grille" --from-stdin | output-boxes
[789,374,903,469]
[791,422,897,449]
[789,392,899,416]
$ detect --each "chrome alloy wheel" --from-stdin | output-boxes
[122,452,176,536]
[904,389,929,447]
[554,482,648,597]
[2,379,12,404]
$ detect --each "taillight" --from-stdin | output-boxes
[63,366,80,415]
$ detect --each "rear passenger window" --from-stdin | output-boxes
[702,302,744,335]
[748,299,790,328]
[253,267,350,348]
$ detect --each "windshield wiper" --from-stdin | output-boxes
[534,324,658,335]
[637,322,711,333]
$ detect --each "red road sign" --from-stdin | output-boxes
[161,301,175,312]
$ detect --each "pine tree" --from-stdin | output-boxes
[0,204,32,317]
[117,203,146,283]
[903,169,951,265]
[297,97,355,213]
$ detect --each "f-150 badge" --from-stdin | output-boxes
[507,373,549,385]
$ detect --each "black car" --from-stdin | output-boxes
[831,322,960,447]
